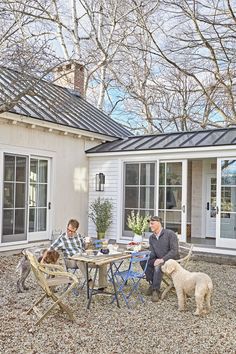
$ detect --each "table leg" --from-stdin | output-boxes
[86,263,89,299]
[110,263,120,308]
[87,266,99,310]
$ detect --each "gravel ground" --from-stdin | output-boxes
[0,254,236,354]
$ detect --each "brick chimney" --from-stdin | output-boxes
[53,62,85,96]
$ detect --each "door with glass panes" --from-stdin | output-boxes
[2,154,49,243]
[158,161,187,242]
[216,158,236,248]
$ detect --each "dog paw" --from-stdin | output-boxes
[193,311,201,316]
[178,307,186,312]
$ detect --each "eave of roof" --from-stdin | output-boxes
[86,127,236,154]
[0,66,132,139]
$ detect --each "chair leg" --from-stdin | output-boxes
[126,279,144,304]
[26,294,47,315]
[161,281,174,300]
[51,293,74,320]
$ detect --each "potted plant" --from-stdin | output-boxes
[127,210,150,242]
[89,197,113,239]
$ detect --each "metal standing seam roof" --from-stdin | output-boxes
[86,127,236,153]
[0,66,132,138]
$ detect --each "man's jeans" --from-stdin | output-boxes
[141,260,163,291]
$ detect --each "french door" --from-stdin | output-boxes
[205,174,217,238]
[216,158,236,248]
[2,154,50,243]
[158,160,187,242]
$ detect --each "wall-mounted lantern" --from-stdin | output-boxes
[96,173,105,191]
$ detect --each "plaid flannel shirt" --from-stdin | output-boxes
[50,232,85,258]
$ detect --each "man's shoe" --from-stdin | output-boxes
[151,290,160,302]
[145,285,153,296]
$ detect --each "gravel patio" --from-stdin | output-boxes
[0,253,236,354]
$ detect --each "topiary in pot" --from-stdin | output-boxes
[89,197,113,239]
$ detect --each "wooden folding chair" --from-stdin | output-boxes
[25,251,79,325]
[161,244,194,300]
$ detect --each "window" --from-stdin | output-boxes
[123,162,155,236]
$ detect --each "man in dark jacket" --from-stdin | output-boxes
[143,216,180,302]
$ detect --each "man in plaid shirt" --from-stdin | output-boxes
[44,218,107,289]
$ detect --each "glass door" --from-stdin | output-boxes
[2,154,28,243]
[28,158,49,240]
[216,158,236,248]
[205,175,217,238]
[158,160,187,242]
[2,155,50,243]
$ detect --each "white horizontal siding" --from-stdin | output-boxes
[88,157,121,240]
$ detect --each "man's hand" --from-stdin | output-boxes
[154,258,164,267]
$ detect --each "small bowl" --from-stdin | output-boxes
[100,248,109,255]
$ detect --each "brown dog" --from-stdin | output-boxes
[16,248,60,293]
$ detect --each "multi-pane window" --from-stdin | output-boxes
[123,162,155,235]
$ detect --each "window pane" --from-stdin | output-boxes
[166,162,182,185]
[221,160,236,185]
[140,163,155,185]
[38,185,47,207]
[166,187,182,210]
[29,184,37,207]
[16,157,26,182]
[15,183,25,208]
[220,213,236,239]
[3,183,14,208]
[158,210,165,224]
[4,155,15,181]
[124,209,135,231]
[15,209,25,234]
[30,159,38,182]
[140,187,154,209]
[39,160,48,183]
[159,187,165,209]
[125,164,139,185]
[125,187,139,208]
[29,208,37,232]
[221,187,236,212]
[166,210,181,234]
[159,163,165,185]
[38,208,47,231]
[2,210,14,235]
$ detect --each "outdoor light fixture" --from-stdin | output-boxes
[95,173,105,191]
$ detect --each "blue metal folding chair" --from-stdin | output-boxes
[112,250,151,308]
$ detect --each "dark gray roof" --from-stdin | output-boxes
[0,66,131,138]
[86,127,236,153]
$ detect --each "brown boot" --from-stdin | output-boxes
[151,290,160,302]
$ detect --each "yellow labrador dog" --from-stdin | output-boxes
[161,259,213,315]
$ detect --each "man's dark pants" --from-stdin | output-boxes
[141,260,163,291]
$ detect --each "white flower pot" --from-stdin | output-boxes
[133,234,143,243]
